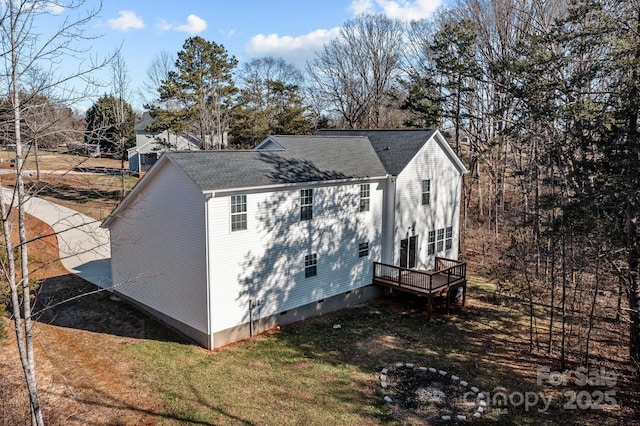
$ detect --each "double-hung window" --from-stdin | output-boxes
[305,254,317,278]
[230,195,247,231]
[436,228,445,252]
[445,227,453,250]
[358,242,369,257]
[422,180,431,205]
[428,230,436,255]
[300,189,313,221]
[359,184,370,212]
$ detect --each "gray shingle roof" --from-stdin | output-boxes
[165,135,388,192]
[314,129,438,176]
[134,112,154,132]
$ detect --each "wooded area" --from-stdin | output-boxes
[2,0,640,423]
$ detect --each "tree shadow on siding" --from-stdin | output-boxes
[236,154,383,336]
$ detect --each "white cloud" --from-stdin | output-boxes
[246,27,341,67]
[175,14,207,34]
[222,29,236,38]
[107,10,145,31]
[350,0,442,21]
[23,1,65,15]
[156,19,173,32]
[350,0,374,15]
[46,2,65,15]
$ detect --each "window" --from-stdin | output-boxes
[422,180,431,205]
[300,189,313,221]
[230,195,247,231]
[305,254,317,278]
[428,230,436,255]
[358,242,369,257]
[359,184,370,212]
[445,227,453,250]
[437,228,445,252]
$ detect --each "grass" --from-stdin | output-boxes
[0,149,139,219]
[118,274,633,425]
[0,148,636,424]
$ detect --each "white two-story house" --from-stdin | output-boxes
[102,129,467,348]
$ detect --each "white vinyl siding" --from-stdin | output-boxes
[207,180,385,333]
[109,160,208,334]
[394,135,463,269]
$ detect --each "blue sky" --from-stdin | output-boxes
[38,0,447,111]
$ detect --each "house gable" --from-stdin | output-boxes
[393,132,465,269]
[253,137,285,151]
[106,157,209,344]
[313,128,467,176]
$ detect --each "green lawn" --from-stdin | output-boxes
[122,275,629,425]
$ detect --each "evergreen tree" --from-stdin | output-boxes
[156,36,237,149]
[429,17,481,154]
[230,57,310,146]
[85,94,136,155]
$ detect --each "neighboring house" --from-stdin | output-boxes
[129,112,202,174]
[102,129,467,349]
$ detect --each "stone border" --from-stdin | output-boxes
[380,362,487,421]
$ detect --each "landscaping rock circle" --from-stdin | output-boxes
[381,363,486,423]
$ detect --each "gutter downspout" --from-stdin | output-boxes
[204,194,214,349]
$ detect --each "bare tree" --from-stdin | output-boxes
[0,1,110,423]
[231,57,310,145]
[110,51,133,198]
[139,50,176,108]
[307,13,405,128]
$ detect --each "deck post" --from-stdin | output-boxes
[372,259,467,319]
[446,285,450,314]
[462,282,467,307]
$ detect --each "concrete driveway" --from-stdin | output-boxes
[1,188,111,288]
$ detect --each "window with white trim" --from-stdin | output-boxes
[230,195,247,231]
[428,230,436,255]
[300,189,313,221]
[359,184,370,212]
[358,242,369,257]
[437,228,445,252]
[445,227,453,250]
[305,253,317,278]
[422,179,431,205]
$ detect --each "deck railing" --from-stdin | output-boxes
[372,257,466,295]
[435,257,467,281]
[373,262,431,292]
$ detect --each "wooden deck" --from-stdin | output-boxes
[373,258,467,318]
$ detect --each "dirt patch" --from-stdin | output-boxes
[1,214,160,425]
[356,334,408,356]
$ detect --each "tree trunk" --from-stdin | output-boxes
[9,5,44,420]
